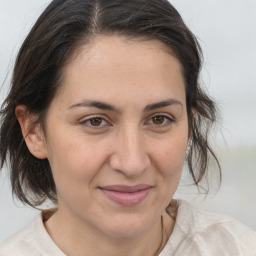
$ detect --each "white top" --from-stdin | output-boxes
[0,200,255,256]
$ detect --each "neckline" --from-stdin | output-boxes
[37,199,186,256]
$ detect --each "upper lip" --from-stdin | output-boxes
[99,184,153,193]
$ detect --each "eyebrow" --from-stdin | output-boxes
[68,98,183,112]
[69,100,120,113]
[143,99,183,112]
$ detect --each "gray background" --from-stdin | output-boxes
[0,0,256,242]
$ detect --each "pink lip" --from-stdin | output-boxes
[99,184,153,206]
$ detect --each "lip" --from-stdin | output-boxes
[99,184,153,206]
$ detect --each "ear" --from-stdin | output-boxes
[15,105,47,159]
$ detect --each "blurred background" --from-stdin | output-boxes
[0,0,255,242]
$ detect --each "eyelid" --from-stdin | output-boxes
[78,113,174,130]
[79,114,111,129]
[145,113,175,126]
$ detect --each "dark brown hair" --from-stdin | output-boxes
[0,0,220,207]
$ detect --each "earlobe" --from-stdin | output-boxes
[15,105,47,159]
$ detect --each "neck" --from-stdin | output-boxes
[44,207,173,256]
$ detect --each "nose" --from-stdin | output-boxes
[108,125,150,177]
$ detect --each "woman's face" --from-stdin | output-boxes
[43,36,188,238]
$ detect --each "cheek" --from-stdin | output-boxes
[45,134,108,188]
[153,137,187,175]
[46,137,109,210]
[148,137,187,209]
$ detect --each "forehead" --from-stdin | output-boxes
[56,36,185,108]
[70,36,182,75]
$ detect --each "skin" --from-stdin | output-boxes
[17,36,189,256]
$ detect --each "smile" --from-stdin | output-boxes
[99,184,153,206]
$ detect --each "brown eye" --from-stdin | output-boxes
[80,116,109,130]
[146,114,174,128]
[152,116,165,124]
[89,118,103,126]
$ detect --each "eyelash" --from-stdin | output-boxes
[79,114,174,130]
[146,114,174,127]
[79,115,109,129]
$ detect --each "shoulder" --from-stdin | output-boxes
[162,200,256,256]
[0,217,38,256]
[0,211,65,256]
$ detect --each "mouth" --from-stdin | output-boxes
[98,184,153,206]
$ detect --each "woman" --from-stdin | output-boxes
[0,0,255,255]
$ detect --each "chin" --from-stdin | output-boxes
[101,213,153,239]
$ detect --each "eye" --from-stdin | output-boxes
[80,116,109,129]
[146,114,174,127]
[152,116,165,125]
[89,117,104,126]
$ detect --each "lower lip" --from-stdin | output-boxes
[100,188,152,206]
